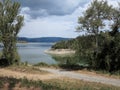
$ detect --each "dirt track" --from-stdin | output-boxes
[40,68,120,87]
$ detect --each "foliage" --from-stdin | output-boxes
[52,31,120,73]
[52,35,95,50]
[92,3,120,72]
[0,0,24,65]
[77,0,112,53]
[95,32,120,72]
[52,40,75,49]
[33,62,49,67]
[52,34,96,67]
[52,55,89,70]
[76,0,120,72]
[0,58,10,67]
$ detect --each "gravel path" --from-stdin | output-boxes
[40,68,120,87]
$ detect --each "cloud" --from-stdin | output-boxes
[18,6,84,38]
[107,0,119,7]
[18,16,77,38]
[14,0,89,18]
[17,0,89,38]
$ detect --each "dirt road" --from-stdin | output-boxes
[40,68,120,87]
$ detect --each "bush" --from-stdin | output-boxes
[0,58,10,67]
[33,62,49,67]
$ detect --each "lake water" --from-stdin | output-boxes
[17,43,56,64]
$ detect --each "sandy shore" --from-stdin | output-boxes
[44,49,75,55]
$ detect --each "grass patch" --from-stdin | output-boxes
[33,62,50,67]
[0,76,119,90]
[44,78,120,90]
[33,62,60,69]
[5,65,48,74]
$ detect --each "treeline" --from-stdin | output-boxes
[52,0,120,73]
[52,35,96,50]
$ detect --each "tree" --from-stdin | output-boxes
[77,0,112,52]
[97,3,120,72]
[76,0,120,71]
[83,2,120,72]
[0,0,24,65]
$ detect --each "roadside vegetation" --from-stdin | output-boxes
[0,76,120,90]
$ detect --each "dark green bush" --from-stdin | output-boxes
[0,58,10,67]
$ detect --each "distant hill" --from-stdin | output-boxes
[17,37,71,42]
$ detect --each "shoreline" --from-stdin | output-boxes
[44,49,75,55]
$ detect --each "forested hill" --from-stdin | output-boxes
[17,37,71,43]
[51,35,96,50]
[52,32,120,51]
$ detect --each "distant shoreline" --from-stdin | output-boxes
[44,49,75,55]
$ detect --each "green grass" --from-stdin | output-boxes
[33,62,60,69]
[33,62,50,67]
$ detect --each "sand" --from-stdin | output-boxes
[44,49,75,55]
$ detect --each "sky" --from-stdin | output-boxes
[13,0,119,38]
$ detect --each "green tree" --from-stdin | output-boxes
[77,0,112,52]
[96,3,120,72]
[84,2,120,72]
[0,0,24,65]
[76,0,120,72]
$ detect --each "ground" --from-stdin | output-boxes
[0,65,120,90]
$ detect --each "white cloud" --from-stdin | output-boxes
[19,5,85,38]
[20,7,32,22]
[107,0,119,7]
[18,16,78,38]
[18,0,90,38]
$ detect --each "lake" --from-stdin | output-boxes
[17,43,56,64]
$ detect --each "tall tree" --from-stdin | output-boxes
[0,0,24,65]
[77,0,112,52]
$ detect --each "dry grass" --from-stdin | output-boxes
[44,77,120,90]
[0,66,60,81]
[0,75,120,90]
[5,65,48,74]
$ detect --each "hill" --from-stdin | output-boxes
[17,37,71,43]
